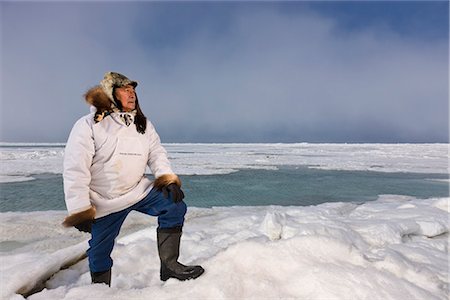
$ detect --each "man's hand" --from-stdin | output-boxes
[74,219,93,233]
[62,205,96,233]
[161,183,185,203]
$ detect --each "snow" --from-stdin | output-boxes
[0,143,448,182]
[1,196,448,299]
[1,143,448,298]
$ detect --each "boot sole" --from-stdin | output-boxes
[161,267,205,281]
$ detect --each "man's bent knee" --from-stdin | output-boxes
[158,201,187,228]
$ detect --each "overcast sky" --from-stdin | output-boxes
[1,1,448,143]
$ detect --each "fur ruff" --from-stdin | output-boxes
[62,206,96,227]
[84,86,114,122]
[153,174,182,190]
[84,72,146,134]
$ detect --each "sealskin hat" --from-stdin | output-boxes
[100,72,138,102]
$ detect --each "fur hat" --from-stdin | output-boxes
[100,72,138,102]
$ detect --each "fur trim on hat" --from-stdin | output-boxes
[62,205,96,227]
[100,71,138,102]
[84,86,115,122]
[84,73,147,133]
[153,174,182,190]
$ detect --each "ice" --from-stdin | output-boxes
[0,144,64,182]
[260,210,285,240]
[1,143,448,298]
[1,242,88,298]
[0,143,448,182]
[1,196,448,299]
[0,175,35,183]
[168,143,449,175]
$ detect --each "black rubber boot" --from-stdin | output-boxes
[157,227,204,281]
[91,269,111,286]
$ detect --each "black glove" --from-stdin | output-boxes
[74,219,93,233]
[161,183,185,203]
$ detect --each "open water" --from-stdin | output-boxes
[0,166,448,212]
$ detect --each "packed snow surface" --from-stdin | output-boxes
[1,143,448,298]
[1,196,448,299]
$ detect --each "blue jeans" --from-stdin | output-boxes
[87,187,187,273]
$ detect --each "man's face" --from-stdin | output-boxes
[115,85,136,112]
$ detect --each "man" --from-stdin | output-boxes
[62,72,204,286]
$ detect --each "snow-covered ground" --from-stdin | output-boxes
[1,143,448,299]
[0,143,448,183]
[1,195,448,299]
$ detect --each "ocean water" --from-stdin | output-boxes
[0,167,448,212]
[1,143,449,299]
[0,143,448,212]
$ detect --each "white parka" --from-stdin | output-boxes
[63,111,175,219]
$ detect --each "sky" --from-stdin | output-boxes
[1,0,448,143]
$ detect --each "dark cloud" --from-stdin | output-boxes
[1,2,448,143]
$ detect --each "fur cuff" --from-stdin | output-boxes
[153,174,181,190]
[62,206,96,227]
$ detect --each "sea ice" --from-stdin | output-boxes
[1,143,448,182]
[1,196,448,299]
